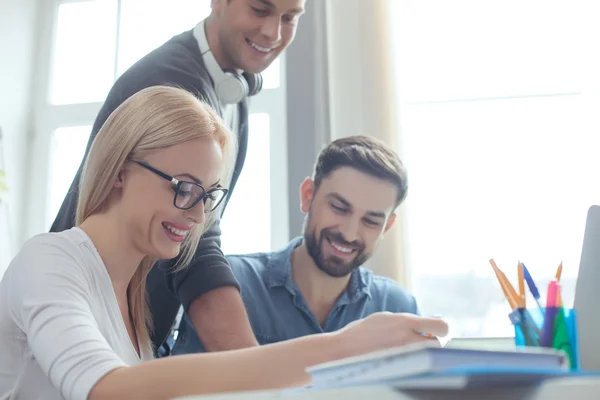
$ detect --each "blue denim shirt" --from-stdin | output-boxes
[171,237,418,354]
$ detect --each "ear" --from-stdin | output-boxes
[299,177,315,213]
[383,213,397,233]
[113,168,126,189]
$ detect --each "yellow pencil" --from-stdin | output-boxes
[555,261,563,281]
[489,259,520,309]
[556,261,564,306]
[518,261,526,308]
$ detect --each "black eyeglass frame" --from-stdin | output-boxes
[133,160,228,212]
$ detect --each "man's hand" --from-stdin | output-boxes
[188,286,259,351]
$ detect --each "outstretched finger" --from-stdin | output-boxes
[407,331,442,347]
[411,317,449,337]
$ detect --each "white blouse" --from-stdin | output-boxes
[0,227,153,400]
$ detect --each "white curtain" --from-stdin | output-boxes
[324,0,408,286]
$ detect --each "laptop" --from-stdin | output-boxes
[573,205,600,371]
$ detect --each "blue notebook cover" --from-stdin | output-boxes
[387,366,599,390]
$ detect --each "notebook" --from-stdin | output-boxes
[307,341,568,388]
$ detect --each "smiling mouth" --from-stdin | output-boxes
[162,222,190,243]
[326,237,356,255]
[246,38,273,53]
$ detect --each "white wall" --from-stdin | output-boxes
[0,0,38,263]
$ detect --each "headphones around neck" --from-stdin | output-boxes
[193,19,263,104]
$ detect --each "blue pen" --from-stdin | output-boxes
[522,263,544,309]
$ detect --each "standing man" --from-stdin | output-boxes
[50,0,306,354]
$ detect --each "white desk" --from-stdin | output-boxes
[176,377,600,400]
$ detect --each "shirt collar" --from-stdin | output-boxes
[265,237,372,302]
[265,237,302,289]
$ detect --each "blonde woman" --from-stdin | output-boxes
[0,86,447,400]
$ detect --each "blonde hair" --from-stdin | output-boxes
[76,85,236,350]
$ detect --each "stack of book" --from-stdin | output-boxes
[306,341,588,390]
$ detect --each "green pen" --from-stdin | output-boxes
[552,307,574,369]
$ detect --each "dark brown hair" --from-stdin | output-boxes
[312,135,408,206]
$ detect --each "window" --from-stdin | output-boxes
[47,126,91,229]
[50,0,117,105]
[29,0,288,252]
[262,59,280,90]
[117,0,211,75]
[221,114,271,255]
[391,1,600,338]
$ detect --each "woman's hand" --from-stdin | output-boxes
[335,312,449,358]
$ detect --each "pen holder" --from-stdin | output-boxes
[511,307,579,371]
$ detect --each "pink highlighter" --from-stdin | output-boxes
[540,280,561,347]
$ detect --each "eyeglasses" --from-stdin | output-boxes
[134,161,228,212]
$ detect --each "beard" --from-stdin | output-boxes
[304,223,371,278]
